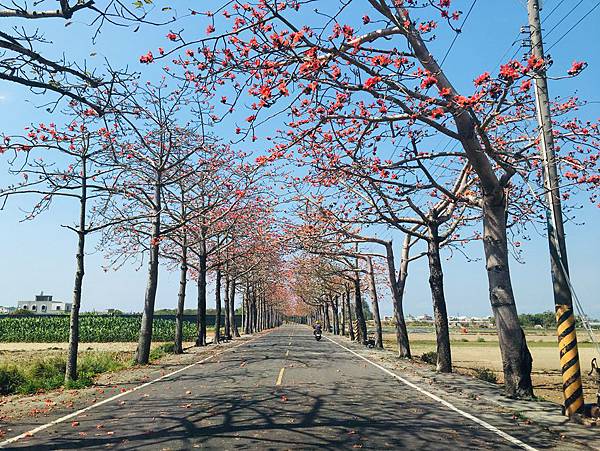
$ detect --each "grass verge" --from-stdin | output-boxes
[0,343,177,396]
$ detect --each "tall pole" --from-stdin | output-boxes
[527,0,584,416]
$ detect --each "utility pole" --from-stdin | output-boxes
[527,0,584,417]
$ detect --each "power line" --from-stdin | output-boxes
[541,0,567,23]
[492,30,523,70]
[546,0,600,51]
[544,0,586,37]
[440,0,479,67]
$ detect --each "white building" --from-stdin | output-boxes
[17,292,71,314]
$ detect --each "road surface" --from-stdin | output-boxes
[0,324,575,450]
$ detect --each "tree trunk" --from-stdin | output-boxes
[224,274,231,339]
[366,257,384,349]
[341,293,346,336]
[65,164,87,383]
[251,286,257,333]
[353,274,368,345]
[136,182,161,365]
[427,225,451,373]
[385,240,411,358]
[332,296,340,335]
[244,284,251,334]
[323,302,331,332]
[230,279,240,337]
[345,285,355,341]
[174,238,188,354]
[484,192,534,396]
[195,244,207,346]
[214,269,222,344]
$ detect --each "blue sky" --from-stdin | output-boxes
[0,0,598,318]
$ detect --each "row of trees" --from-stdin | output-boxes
[144,0,599,398]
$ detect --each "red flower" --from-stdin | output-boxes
[438,87,452,97]
[139,51,154,64]
[362,15,370,24]
[206,24,215,34]
[519,79,531,92]
[259,85,272,99]
[567,61,586,76]
[363,76,381,89]
[430,108,445,119]
[166,33,177,41]
[420,74,437,89]
[526,54,544,71]
[564,171,578,179]
[474,72,490,86]
[499,61,523,82]
[278,82,289,96]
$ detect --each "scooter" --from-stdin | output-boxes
[313,329,322,341]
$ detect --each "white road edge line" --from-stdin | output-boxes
[0,333,267,448]
[324,336,538,451]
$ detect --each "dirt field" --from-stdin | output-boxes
[383,330,600,405]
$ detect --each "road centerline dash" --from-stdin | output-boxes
[275,367,285,386]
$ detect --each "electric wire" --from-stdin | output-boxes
[541,0,568,23]
[440,0,479,67]
[544,0,586,37]
[546,0,600,51]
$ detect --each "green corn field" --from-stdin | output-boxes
[0,315,198,342]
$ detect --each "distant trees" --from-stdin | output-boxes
[517,312,560,329]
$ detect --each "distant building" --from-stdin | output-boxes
[17,292,71,314]
[0,306,15,314]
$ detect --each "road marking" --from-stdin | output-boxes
[324,336,538,451]
[0,333,270,448]
[276,367,285,386]
[288,341,291,346]
[285,350,289,357]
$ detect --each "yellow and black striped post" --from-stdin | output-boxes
[556,305,585,416]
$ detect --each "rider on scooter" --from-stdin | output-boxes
[313,321,322,336]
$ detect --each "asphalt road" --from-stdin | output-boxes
[1,324,573,450]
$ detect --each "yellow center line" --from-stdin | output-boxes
[276,367,285,386]
[285,350,289,357]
